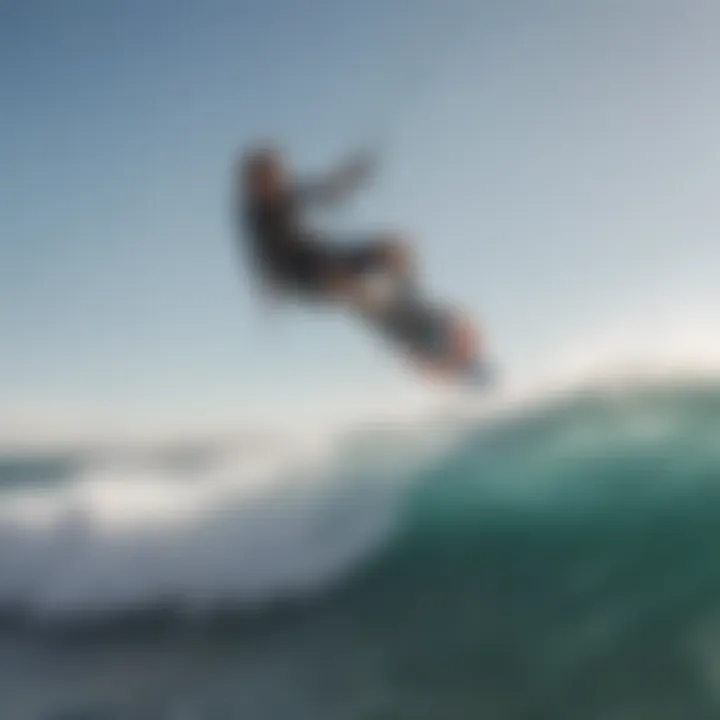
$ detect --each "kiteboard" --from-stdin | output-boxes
[352,277,495,387]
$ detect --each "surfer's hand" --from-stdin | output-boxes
[302,149,380,208]
[344,148,379,184]
[329,149,379,196]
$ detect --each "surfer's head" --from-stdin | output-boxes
[239,145,287,200]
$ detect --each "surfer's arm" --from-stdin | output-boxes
[239,231,281,319]
[296,150,378,207]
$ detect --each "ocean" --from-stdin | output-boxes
[1,377,720,719]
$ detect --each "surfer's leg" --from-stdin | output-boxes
[337,233,418,303]
[297,233,417,308]
[323,270,364,301]
[354,233,415,278]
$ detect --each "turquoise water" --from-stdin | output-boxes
[1,379,720,719]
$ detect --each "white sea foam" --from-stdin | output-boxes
[0,417,459,620]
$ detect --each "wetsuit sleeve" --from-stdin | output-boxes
[295,150,378,208]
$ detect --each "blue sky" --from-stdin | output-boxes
[2,0,720,442]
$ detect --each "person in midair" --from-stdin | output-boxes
[234,143,482,380]
[236,144,415,312]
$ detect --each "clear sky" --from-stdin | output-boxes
[2,0,720,443]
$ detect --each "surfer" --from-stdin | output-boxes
[234,144,485,383]
[237,145,414,311]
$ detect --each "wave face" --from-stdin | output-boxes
[1,380,719,619]
[2,379,720,718]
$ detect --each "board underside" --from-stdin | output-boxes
[359,289,461,362]
[357,288,495,387]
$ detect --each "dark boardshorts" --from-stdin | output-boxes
[271,237,389,295]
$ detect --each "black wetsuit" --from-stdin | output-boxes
[241,177,386,296]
